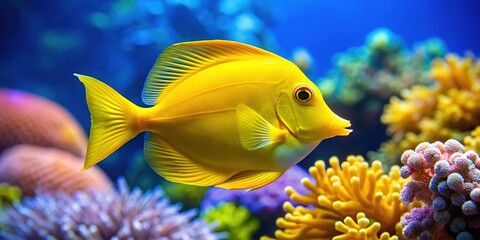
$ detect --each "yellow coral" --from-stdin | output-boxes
[334,212,398,240]
[381,86,435,135]
[464,126,480,153]
[431,54,479,91]
[375,54,480,168]
[269,156,416,240]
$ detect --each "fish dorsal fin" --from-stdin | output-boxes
[144,133,234,186]
[216,170,284,190]
[142,40,280,105]
[236,104,288,150]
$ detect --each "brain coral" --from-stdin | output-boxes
[373,54,480,168]
[0,144,112,196]
[265,156,418,240]
[0,178,217,240]
[0,89,87,156]
[399,139,480,239]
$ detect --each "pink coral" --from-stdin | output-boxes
[0,145,112,196]
[0,89,87,156]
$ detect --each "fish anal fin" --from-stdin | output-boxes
[237,103,287,150]
[216,170,284,190]
[144,133,232,186]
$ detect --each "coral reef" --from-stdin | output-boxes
[266,155,417,239]
[0,178,217,240]
[0,145,112,196]
[374,54,480,168]
[0,89,87,156]
[201,165,310,237]
[201,202,260,240]
[0,183,21,209]
[399,139,480,239]
[319,29,445,106]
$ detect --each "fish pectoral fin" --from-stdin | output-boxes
[144,133,233,186]
[216,170,284,190]
[236,103,287,150]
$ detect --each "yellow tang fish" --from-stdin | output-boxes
[76,40,351,190]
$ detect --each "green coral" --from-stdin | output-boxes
[0,183,21,209]
[162,181,208,209]
[0,183,21,232]
[201,202,260,240]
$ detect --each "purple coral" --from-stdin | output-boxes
[400,139,480,239]
[0,178,216,240]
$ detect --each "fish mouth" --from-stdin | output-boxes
[330,118,352,136]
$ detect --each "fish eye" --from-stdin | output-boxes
[293,85,314,103]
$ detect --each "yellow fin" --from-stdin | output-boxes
[142,40,281,105]
[144,133,233,186]
[75,74,141,170]
[216,170,284,190]
[237,103,287,150]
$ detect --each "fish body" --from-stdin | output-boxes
[77,40,351,190]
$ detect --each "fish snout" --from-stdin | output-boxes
[329,116,352,136]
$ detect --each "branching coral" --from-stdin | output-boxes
[0,144,112,196]
[201,202,260,240]
[0,89,87,156]
[267,156,417,239]
[373,54,480,168]
[399,139,480,239]
[333,212,398,240]
[0,178,217,240]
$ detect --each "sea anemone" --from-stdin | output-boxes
[0,178,217,240]
[0,144,112,196]
[399,139,480,239]
[266,155,417,239]
[0,89,87,156]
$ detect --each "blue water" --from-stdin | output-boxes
[1,0,479,179]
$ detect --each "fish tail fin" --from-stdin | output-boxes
[75,73,143,170]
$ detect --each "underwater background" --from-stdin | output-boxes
[1,0,480,239]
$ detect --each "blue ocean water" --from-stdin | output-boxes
[1,0,479,178]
